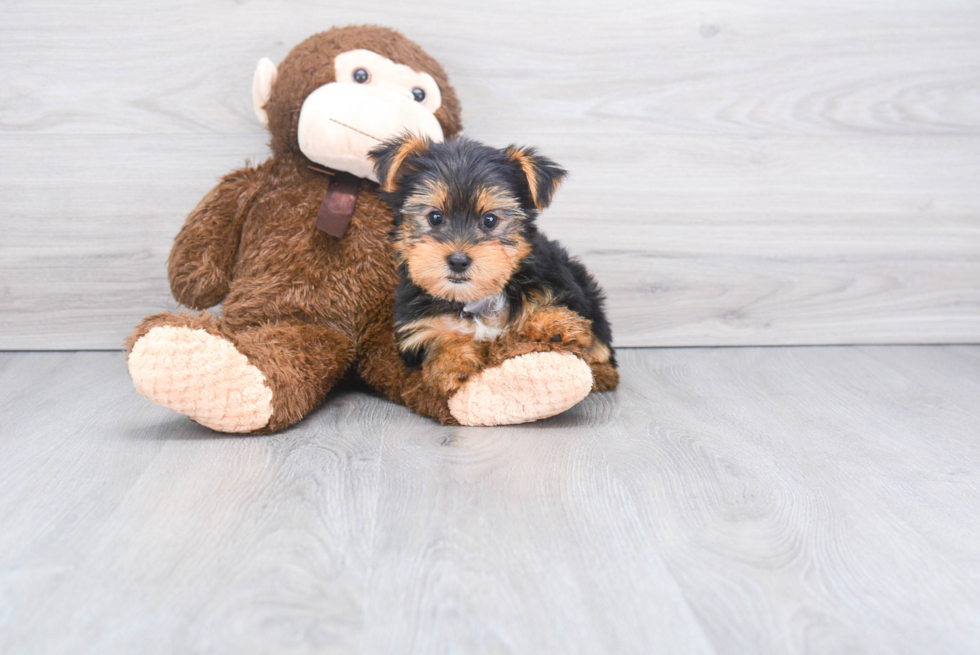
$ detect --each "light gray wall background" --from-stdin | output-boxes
[2,0,978,350]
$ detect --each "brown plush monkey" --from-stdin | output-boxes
[125,26,596,433]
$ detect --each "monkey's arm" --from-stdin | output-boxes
[168,165,265,309]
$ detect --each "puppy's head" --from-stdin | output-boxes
[370,134,566,303]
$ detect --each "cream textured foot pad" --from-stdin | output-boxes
[448,351,593,426]
[128,326,274,433]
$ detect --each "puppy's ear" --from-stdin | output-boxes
[369,133,432,193]
[506,146,567,211]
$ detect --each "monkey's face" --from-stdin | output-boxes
[252,27,461,180]
[296,49,445,180]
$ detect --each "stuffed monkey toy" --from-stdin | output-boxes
[125,25,597,432]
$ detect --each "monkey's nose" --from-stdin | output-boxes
[447,251,472,273]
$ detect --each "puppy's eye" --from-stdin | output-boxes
[482,214,499,230]
[412,87,426,102]
[353,68,369,83]
[427,211,444,227]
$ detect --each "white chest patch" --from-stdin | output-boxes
[462,294,509,341]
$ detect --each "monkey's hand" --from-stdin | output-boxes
[168,165,265,309]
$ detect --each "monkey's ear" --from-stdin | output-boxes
[369,133,432,193]
[506,146,567,211]
[252,57,278,126]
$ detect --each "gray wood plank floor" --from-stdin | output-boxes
[1,347,978,654]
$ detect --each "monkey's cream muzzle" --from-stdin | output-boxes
[253,48,446,181]
[296,83,444,181]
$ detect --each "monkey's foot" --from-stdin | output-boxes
[447,351,593,426]
[128,326,273,433]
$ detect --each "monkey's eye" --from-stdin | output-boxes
[482,214,499,230]
[427,211,444,227]
[353,68,369,83]
[412,87,426,102]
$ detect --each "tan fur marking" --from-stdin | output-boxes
[460,238,531,301]
[510,290,604,364]
[406,179,449,212]
[514,296,594,358]
[512,288,554,330]
[403,235,531,304]
[590,360,619,392]
[392,237,409,261]
[583,340,611,365]
[397,316,490,397]
[423,334,488,396]
[475,185,520,216]
[507,147,541,209]
[398,315,473,354]
[403,236,458,298]
[392,213,421,263]
[383,134,431,192]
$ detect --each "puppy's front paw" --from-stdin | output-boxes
[423,353,484,397]
[518,307,594,355]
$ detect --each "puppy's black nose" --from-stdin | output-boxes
[447,251,472,273]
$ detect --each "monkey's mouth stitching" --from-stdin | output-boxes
[328,118,383,142]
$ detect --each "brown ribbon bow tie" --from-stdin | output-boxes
[309,164,362,239]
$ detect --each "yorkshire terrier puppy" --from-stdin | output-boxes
[370,134,618,399]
